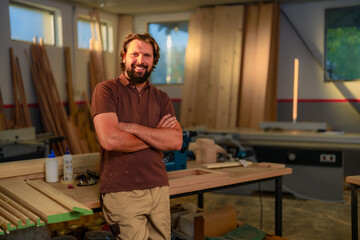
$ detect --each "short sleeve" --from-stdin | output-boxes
[91,82,117,118]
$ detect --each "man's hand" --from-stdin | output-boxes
[156,114,178,128]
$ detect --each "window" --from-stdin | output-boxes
[325,6,360,81]
[77,18,113,52]
[148,21,189,84]
[9,1,56,45]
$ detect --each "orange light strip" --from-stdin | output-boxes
[292,58,299,123]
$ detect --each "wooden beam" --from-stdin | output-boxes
[0,200,29,229]
[0,206,25,229]
[0,153,100,180]
[0,179,85,224]
[0,192,43,226]
[15,57,32,127]
[0,215,17,232]
[25,180,92,215]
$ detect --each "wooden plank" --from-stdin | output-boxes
[0,152,100,180]
[15,57,32,127]
[0,215,17,232]
[0,206,25,229]
[9,48,21,127]
[64,47,77,120]
[206,6,221,129]
[168,168,228,188]
[180,10,202,128]
[194,8,214,128]
[0,179,83,224]
[0,192,43,226]
[264,2,280,122]
[0,89,9,130]
[0,198,33,228]
[25,180,92,215]
[250,3,274,128]
[212,6,244,129]
[238,4,259,128]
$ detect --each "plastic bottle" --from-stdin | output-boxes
[46,150,58,183]
[63,146,73,181]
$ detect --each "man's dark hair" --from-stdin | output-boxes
[120,33,160,72]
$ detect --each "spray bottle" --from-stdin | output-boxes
[63,146,73,182]
[46,150,58,183]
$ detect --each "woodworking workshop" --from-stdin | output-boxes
[1,0,360,239]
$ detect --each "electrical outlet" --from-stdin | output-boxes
[320,154,336,163]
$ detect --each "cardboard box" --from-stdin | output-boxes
[194,206,237,240]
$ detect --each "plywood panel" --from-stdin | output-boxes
[251,3,274,128]
[180,11,202,127]
[238,5,259,127]
[194,8,215,127]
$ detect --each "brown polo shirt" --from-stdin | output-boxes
[91,74,175,193]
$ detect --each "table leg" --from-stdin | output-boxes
[275,176,282,236]
[198,193,204,209]
[351,184,358,240]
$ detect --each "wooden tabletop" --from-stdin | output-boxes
[346,175,360,186]
[49,161,292,209]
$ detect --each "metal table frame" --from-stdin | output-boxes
[170,176,283,236]
[350,183,359,240]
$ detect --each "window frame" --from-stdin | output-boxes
[9,0,62,47]
[77,16,113,52]
[324,5,360,82]
[147,20,189,86]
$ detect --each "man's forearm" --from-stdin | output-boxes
[119,122,183,151]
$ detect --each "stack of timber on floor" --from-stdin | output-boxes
[24,39,98,155]
[0,153,99,234]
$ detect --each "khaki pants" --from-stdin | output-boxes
[102,186,171,240]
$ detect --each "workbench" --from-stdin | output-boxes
[0,153,292,236]
[197,128,360,202]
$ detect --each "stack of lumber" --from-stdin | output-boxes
[0,90,11,131]
[64,47,99,153]
[0,48,32,131]
[189,138,226,163]
[89,9,107,94]
[0,179,92,233]
[25,39,98,155]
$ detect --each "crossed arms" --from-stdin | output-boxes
[93,112,183,152]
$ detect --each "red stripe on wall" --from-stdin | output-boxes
[277,99,360,103]
[4,99,182,109]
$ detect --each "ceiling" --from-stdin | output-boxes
[55,0,333,15]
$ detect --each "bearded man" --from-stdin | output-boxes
[91,33,183,240]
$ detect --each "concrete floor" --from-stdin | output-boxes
[170,187,353,240]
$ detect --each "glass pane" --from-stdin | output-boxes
[78,19,109,51]
[149,21,189,84]
[325,6,360,81]
[77,19,92,49]
[101,23,108,51]
[9,3,55,45]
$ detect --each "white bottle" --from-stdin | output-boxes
[63,147,73,181]
[46,150,58,183]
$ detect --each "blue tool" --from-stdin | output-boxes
[163,131,197,171]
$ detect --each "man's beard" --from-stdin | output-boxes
[126,64,152,84]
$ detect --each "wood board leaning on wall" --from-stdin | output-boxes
[180,2,279,130]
